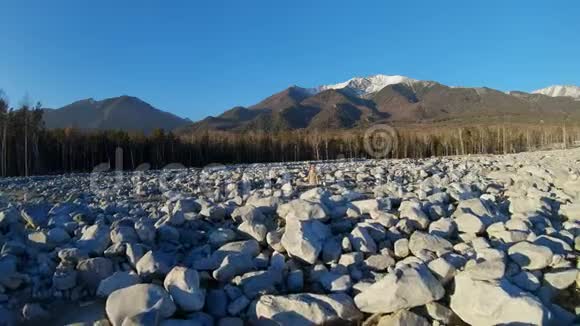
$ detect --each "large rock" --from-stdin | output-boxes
[350,226,377,253]
[507,241,553,270]
[350,199,380,215]
[77,257,114,293]
[408,231,453,257]
[454,213,485,234]
[231,205,264,223]
[425,301,456,324]
[235,270,282,298]
[509,197,551,216]
[377,310,430,326]
[122,309,161,326]
[394,238,410,258]
[450,273,551,325]
[453,198,497,226]
[21,303,49,323]
[97,271,141,298]
[533,235,573,254]
[172,198,201,214]
[208,228,237,247]
[200,205,226,221]
[508,271,541,291]
[543,268,578,290]
[227,295,250,316]
[53,268,77,290]
[559,203,580,221]
[319,271,352,292]
[322,237,342,263]
[134,221,156,244]
[77,223,112,255]
[299,187,332,204]
[276,199,328,221]
[110,226,139,244]
[213,253,255,282]
[0,207,19,228]
[27,231,52,249]
[196,240,260,270]
[354,263,444,313]
[427,257,457,284]
[281,219,330,264]
[464,257,505,281]
[364,254,395,272]
[21,203,50,227]
[47,227,71,244]
[399,201,430,229]
[163,266,205,312]
[287,270,304,292]
[254,293,362,325]
[429,217,456,238]
[136,251,174,279]
[245,195,281,214]
[106,284,176,326]
[238,218,268,243]
[448,183,478,201]
[266,228,286,253]
[58,248,88,263]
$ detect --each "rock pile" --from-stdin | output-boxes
[0,148,578,325]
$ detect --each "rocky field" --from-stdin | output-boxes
[0,148,579,325]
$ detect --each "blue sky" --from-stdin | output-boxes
[1,0,579,120]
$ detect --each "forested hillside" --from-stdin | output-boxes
[1,92,579,177]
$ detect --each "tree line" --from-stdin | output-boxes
[1,93,578,177]
[0,94,43,177]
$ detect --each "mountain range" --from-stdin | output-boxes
[42,75,580,133]
[42,95,190,134]
[181,75,580,132]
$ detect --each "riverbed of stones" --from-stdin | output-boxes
[0,148,579,325]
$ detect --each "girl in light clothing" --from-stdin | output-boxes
[307,164,319,186]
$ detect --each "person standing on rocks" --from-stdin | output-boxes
[307,164,319,186]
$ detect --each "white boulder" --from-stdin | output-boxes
[354,264,444,313]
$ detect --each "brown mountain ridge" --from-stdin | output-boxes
[180,77,580,133]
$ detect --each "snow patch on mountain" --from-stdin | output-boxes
[533,85,580,100]
[309,74,422,97]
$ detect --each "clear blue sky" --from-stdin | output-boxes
[1,0,579,120]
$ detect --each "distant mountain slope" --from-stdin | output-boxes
[43,95,190,134]
[180,88,385,133]
[180,75,580,133]
[372,83,557,122]
[302,89,381,129]
[249,86,313,111]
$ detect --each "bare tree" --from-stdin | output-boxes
[0,91,7,177]
[310,130,322,161]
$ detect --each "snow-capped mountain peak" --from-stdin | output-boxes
[311,74,418,97]
[532,85,580,100]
